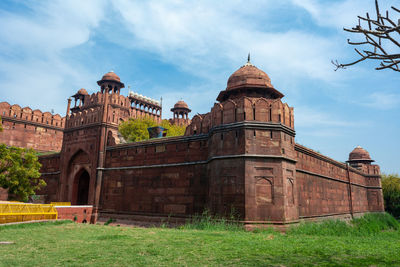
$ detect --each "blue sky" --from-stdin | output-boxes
[0,0,399,173]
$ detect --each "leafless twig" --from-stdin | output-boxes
[333,0,400,72]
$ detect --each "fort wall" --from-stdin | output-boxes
[0,102,64,152]
[295,144,383,219]
[37,135,383,224]
[32,65,385,226]
[37,153,61,203]
[98,136,209,218]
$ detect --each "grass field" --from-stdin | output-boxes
[0,213,399,266]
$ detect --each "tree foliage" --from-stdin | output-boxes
[119,117,157,142]
[160,120,186,137]
[381,173,400,218]
[0,116,3,132]
[119,117,186,142]
[333,0,400,72]
[0,144,45,202]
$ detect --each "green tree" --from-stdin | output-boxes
[160,120,186,137]
[119,117,157,142]
[0,116,3,132]
[119,117,186,142]
[0,144,45,202]
[381,173,400,218]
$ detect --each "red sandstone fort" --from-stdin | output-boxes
[0,59,384,227]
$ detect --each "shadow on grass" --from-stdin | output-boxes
[0,220,72,231]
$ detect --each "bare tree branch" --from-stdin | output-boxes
[333,0,400,72]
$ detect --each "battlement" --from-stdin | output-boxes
[0,101,65,129]
[0,102,64,152]
[185,97,293,135]
[67,91,162,130]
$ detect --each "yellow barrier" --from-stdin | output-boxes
[50,202,71,206]
[0,203,58,224]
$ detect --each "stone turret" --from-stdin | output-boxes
[97,71,125,95]
[170,100,191,126]
[347,146,380,175]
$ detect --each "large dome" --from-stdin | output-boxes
[101,71,121,82]
[226,63,273,91]
[217,58,284,102]
[348,146,373,162]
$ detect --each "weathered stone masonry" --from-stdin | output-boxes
[0,102,64,152]
[5,62,384,226]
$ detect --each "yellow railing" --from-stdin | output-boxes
[50,202,71,206]
[0,203,58,224]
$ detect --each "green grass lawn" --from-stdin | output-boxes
[0,214,399,267]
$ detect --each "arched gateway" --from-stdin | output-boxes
[73,169,90,205]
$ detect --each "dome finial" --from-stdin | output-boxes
[244,53,254,67]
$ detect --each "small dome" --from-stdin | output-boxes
[226,63,273,91]
[101,71,121,82]
[174,100,189,109]
[348,146,372,161]
[77,88,89,95]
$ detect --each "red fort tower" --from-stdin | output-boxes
[31,60,385,227]
[56,71,161,221]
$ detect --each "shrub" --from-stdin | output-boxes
[181,209,244,231]
[288,213,399,236]
[381,173,400,218]
[351,212,399,234]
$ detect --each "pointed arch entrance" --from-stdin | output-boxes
[65,149,92,205]
[74,169,90,205]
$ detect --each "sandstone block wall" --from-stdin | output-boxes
[37,129,384,224]
[0,187,8,201]
[0,102,64,152]
[56,206,93,223]
[185,97,294,136]
[99,136,209,217]
[37,154,61,203]
[295,144,384,219]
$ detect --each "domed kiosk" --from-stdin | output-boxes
[347,146,374,169]
[170,100,191,126]
[71,88,90,111]
[97,71,125,94]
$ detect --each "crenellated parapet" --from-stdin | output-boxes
[0,101,64,152]
[185,97,293,136]
[66,89,162,130]
[67,105,103,128]
[0,102,65,129]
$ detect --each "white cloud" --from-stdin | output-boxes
[359,92,400,110]
[111,0,342,82]
[292,0,400,29]
[295,105,360,127]
[0,0,106,114]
